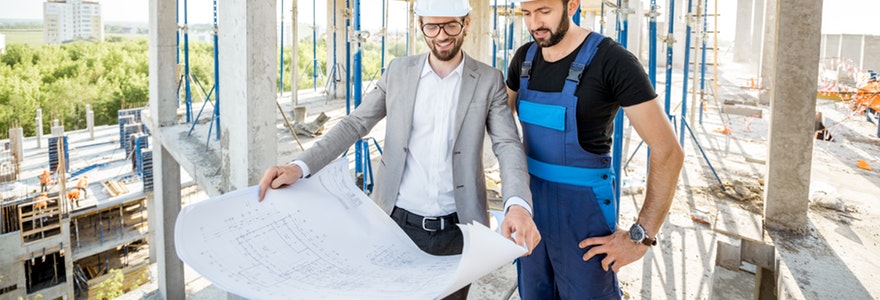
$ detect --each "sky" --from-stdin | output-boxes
[0,0,878,38]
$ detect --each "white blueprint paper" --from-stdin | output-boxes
[174,158,526,300]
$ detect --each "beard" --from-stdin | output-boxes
[531,10,570,48]
[428,33,465,62]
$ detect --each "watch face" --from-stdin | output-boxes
[629,224,644,241]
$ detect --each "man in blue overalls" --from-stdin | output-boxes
[506,0,684,298]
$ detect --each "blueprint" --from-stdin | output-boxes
[174,158,526,299]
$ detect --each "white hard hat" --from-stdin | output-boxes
[414,0,472,17]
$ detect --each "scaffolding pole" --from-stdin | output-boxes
[611,0,628,203]
[698,0,709,124]
[183,0,193,123]
[313,0,319,91]
[280,0,285,95]
[679,0,693,146]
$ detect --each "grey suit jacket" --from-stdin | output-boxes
[298,52,531,225]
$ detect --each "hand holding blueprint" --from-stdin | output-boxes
[174,158,526,299]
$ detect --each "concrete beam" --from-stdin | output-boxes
[219,0,278,191]
[763,0,822,233]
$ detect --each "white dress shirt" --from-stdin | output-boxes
[395,56,465,217]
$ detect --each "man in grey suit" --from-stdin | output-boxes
[258,0,540,298]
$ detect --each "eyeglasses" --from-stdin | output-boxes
[421,21,464,38]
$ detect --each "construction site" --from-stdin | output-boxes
[1,0,879,299]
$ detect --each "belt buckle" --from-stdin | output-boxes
[421,216,444,231]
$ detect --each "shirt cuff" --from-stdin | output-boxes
[504,197,533,216]
[289,160,311,178]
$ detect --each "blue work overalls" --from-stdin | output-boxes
[516,32,621,300]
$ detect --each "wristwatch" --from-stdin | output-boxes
[629,223,657,246]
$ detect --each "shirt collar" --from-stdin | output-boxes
[421,54,466,78]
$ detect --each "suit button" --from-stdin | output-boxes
[454,151,461,155]
[602,159,609,164]
[604,199,611,205]
[456,185,464,189]
[403,147,408,152]
[602,174,608,180]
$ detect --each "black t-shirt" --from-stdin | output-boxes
[506,35,657,154]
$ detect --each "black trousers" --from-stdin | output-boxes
[391,207,469,300]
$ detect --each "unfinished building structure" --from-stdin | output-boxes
[0,108,154,300]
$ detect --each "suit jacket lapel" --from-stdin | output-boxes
[399,54,427,147]
[453,53,479,144]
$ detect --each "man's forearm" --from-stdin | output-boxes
[636,144,684,237]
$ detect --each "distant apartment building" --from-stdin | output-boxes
[43,0,104,45]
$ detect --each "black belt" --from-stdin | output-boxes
[392,207,459,232]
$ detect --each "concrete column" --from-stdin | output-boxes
[86,104,95,140]
[758,0,776,105]
[734,0,753,63]
[672,0,686,69]
[863,36,880,72]
[35,109,43,148]
[407,1,417,56]
[584,10,597,31]
[625,0,643,61]
[325,0,346,100]
[763,0,822,233]
[290,0,298,106]
[9,128,23,164]
[148,0,185,298]
[859,35,866,71]
[840,34,863,67]
[749,0,764,73]
[219,0,278,191]
[153,145,183,300]
[822,34,840,58]
[463,0,491,64]
[51,126,64,137]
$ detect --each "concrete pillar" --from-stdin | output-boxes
[463,0,491,65]
[625,0,643,61]
[763,0,822,233]
[863,36,880,71]
[830,34,842,59]
[290,0,298,106]
[51,125,64,137]
[325,0,346,100]
[219,0,278,191]
[584,10,597,31]
[53,119,59,127]
[407,1,417,56]
[9,128,23,164]
[749,0,764,73]
[859,35,866,71]
[672,0,686,69]
[148,0,185,298]
[840,34,863,68]
[758,0,776,105]
[153,145,183,300]
[734,0,753,63]
[86,104,95,140]
[35,109,43,148]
